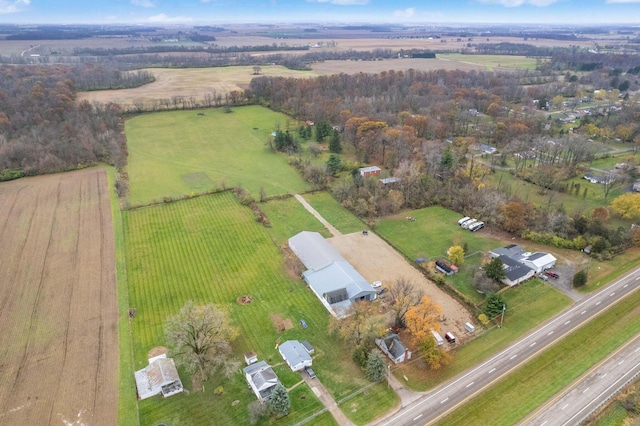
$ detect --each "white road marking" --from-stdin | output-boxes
[413,414,423,421]
[541,421,547,426]
[583,387,590,394]
[596,301,601,306]
[489,368,496,373]
[562,404,569,410]
[635,347,640,353]
[466,382,474,388]
[625,284,630,288]
[610,292,615,296]
[602,373,607,378]
[530,342,537,347]
[510,354,518,360]
[635,277,640,280]
[441,398,449,404]
[548,331,554,336]
[564,321,571,325]
[581,310,586,315]
[619,360,625,365]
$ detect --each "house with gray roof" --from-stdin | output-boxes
[134,355,183,400]
[497,255,535,287]
[376,333,411,364]
[279,340,313,372]
[243,361,280,402]
[289,231,376,317]
[490,244,556,276]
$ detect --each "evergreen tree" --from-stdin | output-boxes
[326,154,343,176]
[484,293,506,317]
[365,350,386,382]
[329,129,343,153]
[267,383,290,418]
[483,257,506,282]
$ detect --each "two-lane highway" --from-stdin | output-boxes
[522,333,640,426]
[376,268,640,426]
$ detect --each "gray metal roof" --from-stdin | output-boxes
[303,261,376,303]
[499,255,534,281]
[279,340,312,370]
[289,231,343,272]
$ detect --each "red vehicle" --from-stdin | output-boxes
[544,270,559,279]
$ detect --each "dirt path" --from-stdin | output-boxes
[300,372,355,426]
[294,194,341,236]
[328,232,475,340]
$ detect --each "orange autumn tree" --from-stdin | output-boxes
[405,296,443,344]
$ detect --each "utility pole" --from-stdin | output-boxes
[500,304,506,328]
[387,364,391,389]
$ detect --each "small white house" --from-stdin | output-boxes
[243,361,280,402]
[375,333,411,364]
[134,355,183,400]
[279,340,313,372]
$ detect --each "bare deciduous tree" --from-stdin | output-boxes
[165,300,239,382]
[388,277,423,328]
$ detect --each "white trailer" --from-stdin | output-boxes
[431,329,444,346]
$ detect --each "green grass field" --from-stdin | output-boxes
[394,279,571,391]
[438,53,538,70]
[376,206,504,303]
[124,106,310,206]
[303,192,367,235]
[124,192,393,425]
[437,283,640,426]
[260,196,331,245]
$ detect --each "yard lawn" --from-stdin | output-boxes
[436,280,640,426]
[338,382,399,425]
[124,192,388,425]
[303,192,367,235]
[376,206,504,303]
[124,105,309,206]
[393,279,572,392]
[260,196,331,246]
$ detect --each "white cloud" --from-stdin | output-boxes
[0,0,30,14]
[132,0,155,8]
[393,8,415,18]
[606,0,640,3]
[147,13,193,22]
[477,0,559,6]
[307,0,370,5]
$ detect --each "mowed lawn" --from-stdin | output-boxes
[124,192,394,425]
[125,105,310,206]
[376,206,504,303]
[303,192,367,235]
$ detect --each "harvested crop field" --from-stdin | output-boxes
[0,169,118,425]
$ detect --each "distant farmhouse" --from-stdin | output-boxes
[359,166,381,178]
[489,244,556,286]
[243,361,281,403]
[289,231,376,317]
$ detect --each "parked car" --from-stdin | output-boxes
[538,274,549,281]
[372,280,382,288]
[469,221,484,232]
[458,216,471,225]
[462,219,478,229]
[459,218,475,227]
[305,366,316,379]
[544,270,559,279]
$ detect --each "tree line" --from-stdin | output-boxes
[0,65,126,179]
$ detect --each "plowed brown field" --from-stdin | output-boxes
[0,168,118,425]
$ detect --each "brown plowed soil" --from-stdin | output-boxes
[0,169,118,425]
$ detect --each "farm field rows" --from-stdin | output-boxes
[124,191,395,425]
[0,169,118,425]
[124,105,310,206]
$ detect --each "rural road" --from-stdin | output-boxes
[372,267,640,426]
[521,332,640,426]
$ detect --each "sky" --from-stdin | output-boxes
[0,0,639,25]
